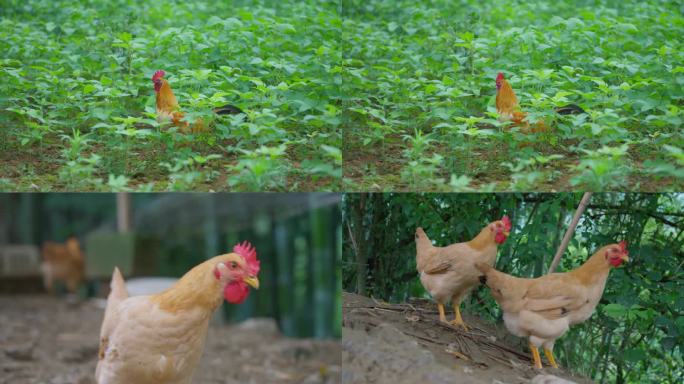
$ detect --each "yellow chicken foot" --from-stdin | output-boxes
[449,306,470,330]
[544,348,559,369]
[438,303,448,323]
[529,341,542,369]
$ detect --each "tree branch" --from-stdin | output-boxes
[587,205,684,228]
[548,193,592,274]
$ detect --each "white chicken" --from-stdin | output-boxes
[95,242,260,384]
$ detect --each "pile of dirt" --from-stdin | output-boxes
[342,292,592,384]
[0,295,340,384]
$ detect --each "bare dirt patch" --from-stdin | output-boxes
[0,295,340,384]
[342,292,592,384]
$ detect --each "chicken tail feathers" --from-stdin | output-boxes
[214,104,244,115]
[107,267,129,307]
[415,227,430,241]
[98,267,128,365]
[214,104,247,122]
[415,227,435,272]
[555,104,586,115]
[415,227,434,251]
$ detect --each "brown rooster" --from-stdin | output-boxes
[495,72,585,133]
[415,215,512,329]
[152,70,244,133]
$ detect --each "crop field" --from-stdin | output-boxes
[0,0,341,191]
[342,0,684,191]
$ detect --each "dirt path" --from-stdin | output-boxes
[0,295,340,384]
[342,292,592,384]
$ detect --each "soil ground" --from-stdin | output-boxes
[342,134,675,192]
[0,295,341,384]
[342,292,593,384]
[0,136,335,192]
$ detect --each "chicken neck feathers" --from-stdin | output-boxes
[495,79,519,115]
[151,257,225,313]
[155,80,179,114]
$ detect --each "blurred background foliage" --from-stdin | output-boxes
[0,193,341,339]
[0,0,341,191]
[343,193,684,382]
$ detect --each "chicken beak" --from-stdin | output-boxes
[621,254,630,262]
[244,276,259,289]
[503,230,510,237]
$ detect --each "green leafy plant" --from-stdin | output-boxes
[57,154,103,190]
[162,154,222,191]
[570,145,631,190]
[342,0,684,191]
[227,144,289,191]
[0,0,341,191]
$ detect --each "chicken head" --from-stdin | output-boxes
[495,72,505,90]
[213,241,260,304]
[152,70,165,92]
[489,215,512,244]
[605,241,629,267]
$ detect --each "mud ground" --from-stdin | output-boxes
[342,292,593,384]
[0,295,340,384]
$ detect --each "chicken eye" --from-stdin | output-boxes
[230,261,237,269]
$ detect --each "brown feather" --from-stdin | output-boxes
[423,262,451,275]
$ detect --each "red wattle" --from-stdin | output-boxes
[224,281,249,304]
[494,232,507,244]
[609,257,623,267]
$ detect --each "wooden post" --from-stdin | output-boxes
[547,192,593,274]
[116,193,131,233]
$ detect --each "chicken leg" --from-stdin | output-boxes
[450,304,469,330]
[438,302,469,330]
[544,348,559,368]
[529,341,542,369]
[438,303,447,323]
[448,293,469,329]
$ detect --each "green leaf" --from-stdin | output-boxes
[623,348,647,363]
[604,303,626,318]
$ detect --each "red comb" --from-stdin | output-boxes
[152,70,165,82]
[501,215,512,231]
[619,240,628,254]
[234,241,260,275]
[496,72,504,81]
